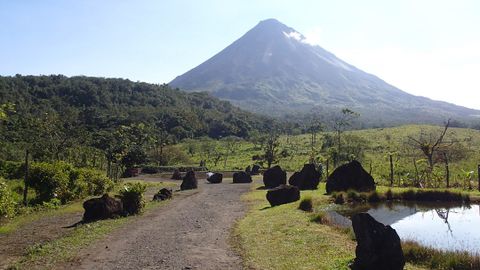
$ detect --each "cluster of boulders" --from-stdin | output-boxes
[83,185,175,222]
[289,164,321,190]
[262,164,322,207]
[83,194,124,222]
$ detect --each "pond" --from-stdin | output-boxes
[333,202,480,254]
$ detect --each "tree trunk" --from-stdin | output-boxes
[389,154,394,187]
[23,149,29,206]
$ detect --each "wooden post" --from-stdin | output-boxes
[23,149,29,206]
[443,152,449,188]
[389,154,394,187]
[478,164,480,192]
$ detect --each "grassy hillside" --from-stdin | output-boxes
[181,125,480,188]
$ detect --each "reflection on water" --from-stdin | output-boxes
[337,202,480,254]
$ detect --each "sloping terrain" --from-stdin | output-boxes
[170,19,480,125]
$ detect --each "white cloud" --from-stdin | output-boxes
[283,31,304,42]
[303,27,323,46]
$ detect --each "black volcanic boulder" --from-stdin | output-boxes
[153,188,173,201]
[245,165,251,175]
[180,171,198,190]
[233,171,252,183]
[288,164,321,190]
[251,164,261,175]
[326,160,375,194]
[171,169,183,180]
[350,213,405,270]
[83,194,123,222]
[266,185,300,206]
[207,172,223,184]
[263,165,287,188]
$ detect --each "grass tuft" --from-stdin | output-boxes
[403,240,480,270]
[298,196,313,212]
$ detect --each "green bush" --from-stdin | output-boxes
[0,160,24,179]
[118,183,146,215]
[76,168,113,196]
[27,162,112,204]
[0,178,16,218]
[28,162,73,203]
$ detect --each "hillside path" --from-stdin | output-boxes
[63,179,251,270]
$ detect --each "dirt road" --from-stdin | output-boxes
[64,179,251,270]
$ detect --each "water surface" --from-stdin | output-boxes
[336,202,480,254]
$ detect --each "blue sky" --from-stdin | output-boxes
[1,0,479,109]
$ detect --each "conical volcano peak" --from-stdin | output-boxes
[249,18,294,35]
[170,19,479,123]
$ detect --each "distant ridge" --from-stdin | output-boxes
[170,19,479,125]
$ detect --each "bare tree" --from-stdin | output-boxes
[408,119,454,187]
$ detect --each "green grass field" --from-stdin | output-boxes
[182,125,480,188]
[234,181,427,270]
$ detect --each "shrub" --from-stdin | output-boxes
[76,168,113,196]
[28,162,113,204]
[0,160,24,179]
[403,240,480,269]
[27,162,74,203]
[118,183,146,215]
[298,197,313,212]
[0,178,16,218]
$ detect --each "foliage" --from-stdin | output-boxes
[118,182,147,215]
[75,168,114,196]
[403,240,480,270]
[0,178,16,218]
[27,162,112,204]
[0,160,24,179]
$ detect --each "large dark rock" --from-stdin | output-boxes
[233,171,252,183]
[181,171,198,190]
[288,164,321,190]
[207,172,223,184]
[326,160,375,194]
[263,165,287,188]
[251,164,261,175]
[171,169,183,180]
[83,194,123,222]
[245,165,251,175]
[266,185,300,206]
[153,188,173,201]
[350,213,405,270]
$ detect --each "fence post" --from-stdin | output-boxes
[389,154,394,187]
[478,164,480,192]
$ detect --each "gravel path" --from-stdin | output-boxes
[64,180,251,270]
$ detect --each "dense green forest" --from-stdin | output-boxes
[0,75,274,165]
